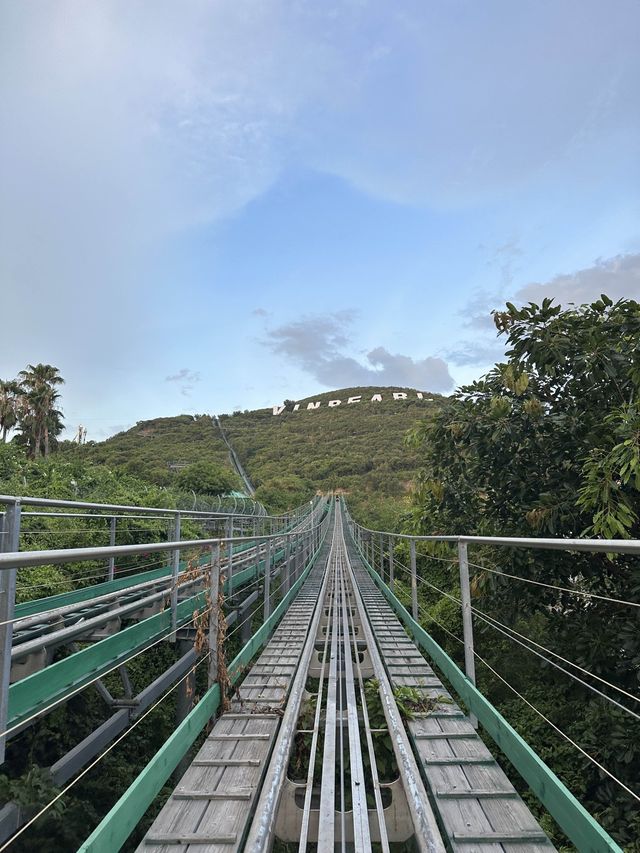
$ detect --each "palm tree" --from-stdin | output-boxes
[18,364,65,458]
[0,380,20,442]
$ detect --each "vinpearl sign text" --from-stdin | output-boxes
[272,391,434,415]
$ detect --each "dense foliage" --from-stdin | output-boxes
[0,442,216,601]
[74,414,242,492]
[405,296,640,848]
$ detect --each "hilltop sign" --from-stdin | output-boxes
[273,390,434,415]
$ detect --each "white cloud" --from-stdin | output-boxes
[516,253,640,306]
[264,312,454,391]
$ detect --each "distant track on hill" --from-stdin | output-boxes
[213,414,256,496]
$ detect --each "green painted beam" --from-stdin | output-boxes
[77,510,331,853]
[8,539,297,730]
[9,590,207,730]
[352,533,623,853]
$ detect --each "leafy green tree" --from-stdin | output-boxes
[407,296,640,844]
[176,461,238,496]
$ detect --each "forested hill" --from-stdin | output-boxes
[219,386,443,519]
[82,414,243,491]
[82,387,442,522]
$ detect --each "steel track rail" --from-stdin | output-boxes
[343,508,446,853]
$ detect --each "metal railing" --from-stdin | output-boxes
[343,502,637,850]
[0,493,321,764]
[343,507,640,691]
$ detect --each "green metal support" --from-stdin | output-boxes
[7,547,289,732]
[77,510,331,853]
[352,530,623,853]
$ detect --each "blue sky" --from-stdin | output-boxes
[1,0,639,438]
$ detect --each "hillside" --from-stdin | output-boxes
[77,387,442,524]
[81,414,243,491]
[219,386,443,521]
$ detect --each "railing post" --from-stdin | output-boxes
[263,538,272,620]
[256,536,263,585]
[389,535,395,591]
[107,516,116,582]
[410,538,418,621]
[458,539,477,726]
[282,536,291,597]
[208,542,220,688]
[295,536,301,581]
[378,533,383,580]
[227,516,234,584]
[170,512,181,643]
[0,500,20,763]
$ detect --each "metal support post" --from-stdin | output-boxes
[282,537,291,597]
[295,537,301,581]
[170,512,181,643]
[378,533,383,579]
[208,543,221,688]
[226,516,234,582]
[410,539,418,621]
[107,516,116,581]
[256,537,263,586]
[263,539,272,621]
[389,535,395,591]
[458,540,478,727]
[175,638,195,779]
[0,500,20,764]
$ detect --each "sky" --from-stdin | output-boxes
[1,0,639,439]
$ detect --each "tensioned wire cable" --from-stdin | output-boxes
[15,556,168,591]
[470,608,640,720]
[468,559,640,608]
[0,649,213,851]
[469,604,640,707]
[359,526,640,608]
[391,560,640,715]
[473,650,640,805]
[398,592,640,806]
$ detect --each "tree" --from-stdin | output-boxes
[406,296,640,843]
[0,380,20,442]
[176,461,238,496]
[17,364,65,458]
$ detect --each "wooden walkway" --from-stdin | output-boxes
[139,508,556,852]
[138,538,331,852]
[347,538,556,852]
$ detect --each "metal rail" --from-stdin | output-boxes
[0,493,267,518]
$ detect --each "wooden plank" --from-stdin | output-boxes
[348,552,557,853]
[145,834,237,845]
[173,791,252,800]
[452,831,549,841]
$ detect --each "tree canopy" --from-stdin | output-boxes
[1,364,65,459]
[406,296,640,845]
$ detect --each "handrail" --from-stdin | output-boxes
[0,523,327,572]
[348,518,640,555]
[0,493,294,521]
[350,522,623,853]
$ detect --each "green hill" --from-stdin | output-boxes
[78,387,442,524]
[82,414,242,490]
[220,386,442,522]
